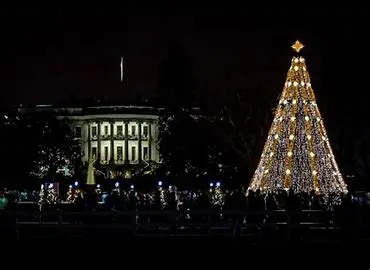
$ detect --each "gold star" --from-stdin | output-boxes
[291,40,304,53]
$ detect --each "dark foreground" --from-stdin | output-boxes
[2,208,370,247]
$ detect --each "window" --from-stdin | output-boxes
[117,125,123,136]
[143,126,149,138]
[131,146,136,161]
[104,125,109,135]
[117,146,123,161]
[92,147,97,159]
[104,146,108,161]
[75,126,82,138]
[143,146,149,160]
[131,125,136,136]
[92,126,97,137]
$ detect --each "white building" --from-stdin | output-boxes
[67,106,160,166]
[21,105,161,178]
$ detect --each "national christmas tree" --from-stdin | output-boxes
[248,41,348,198]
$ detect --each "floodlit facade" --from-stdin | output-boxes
[20,105,161,178]
[66,106,160,165]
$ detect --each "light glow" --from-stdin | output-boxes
[249,43,348,203]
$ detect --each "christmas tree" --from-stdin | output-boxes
[248,41,348,198]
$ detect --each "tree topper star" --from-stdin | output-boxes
[291,40,304,53]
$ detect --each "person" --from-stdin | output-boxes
[0,192,17,240]
[0,192,8,210]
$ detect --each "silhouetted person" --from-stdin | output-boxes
[1,192,17,240]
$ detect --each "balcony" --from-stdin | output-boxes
[91,135,98,141]
[100,134,111,140]
[114,133,125,140]
[141,135,149,141]
[129,134,138,140]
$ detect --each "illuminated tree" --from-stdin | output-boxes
[248,41,348,198]
[30,115,83,182]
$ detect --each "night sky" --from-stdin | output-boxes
[0,6,369,117]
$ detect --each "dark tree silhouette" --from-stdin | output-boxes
[30,115,83,184]
[0,111,83,188]
[0,111,39,188]
[200,88,272,185]
[155,42,210,182]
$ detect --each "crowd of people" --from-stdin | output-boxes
[2,185,370,241]
[2,185,369,214]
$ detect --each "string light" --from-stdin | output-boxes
[249,41,348,203]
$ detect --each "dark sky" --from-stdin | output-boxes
[0,6,369,112]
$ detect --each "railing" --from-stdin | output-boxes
[114,134,124,140]
[2,209,369,241]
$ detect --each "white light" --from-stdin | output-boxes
[74,181,79,187]
[158,181,162,186]
[4,115,8,120]
[115,182,119,188]
[294,58,299,63]
[301,81,305,86]
[288,82,292,87]
[292,99,297,104]
[290,116,296,122]
[305,116,309,121]
[286,169,291,175]
[303,67,306,71]
[49,183,53,188]
[310,152,315,157]
[288,151,292,157]
[307,135,312,140]
[264,169,269,174]
[68,185,72,189]
[169,185,172,189]
[210,182,214,187]
[270,152,274,157]
[283,100,288,105]
[216,182,221,187]
[289,135,294,140]
[293,81,298,86]
[130,185,134,189]
[312,170,317,176]
[299,57,304,62]
[120,57,124,82]
[279,117,283,121]
[307,83,311,87]
[317,117,321,122]
[274,134,279,139]
[294,66,299,71]
[41,184,44,189]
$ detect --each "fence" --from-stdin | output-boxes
[1,208,368,241]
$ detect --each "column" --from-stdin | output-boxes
[110,121,114,162]
[87,121,91,160]
[148,122,152,161]
[124,121,129,163]
[138,121,142,162]
[97,121,101,161]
